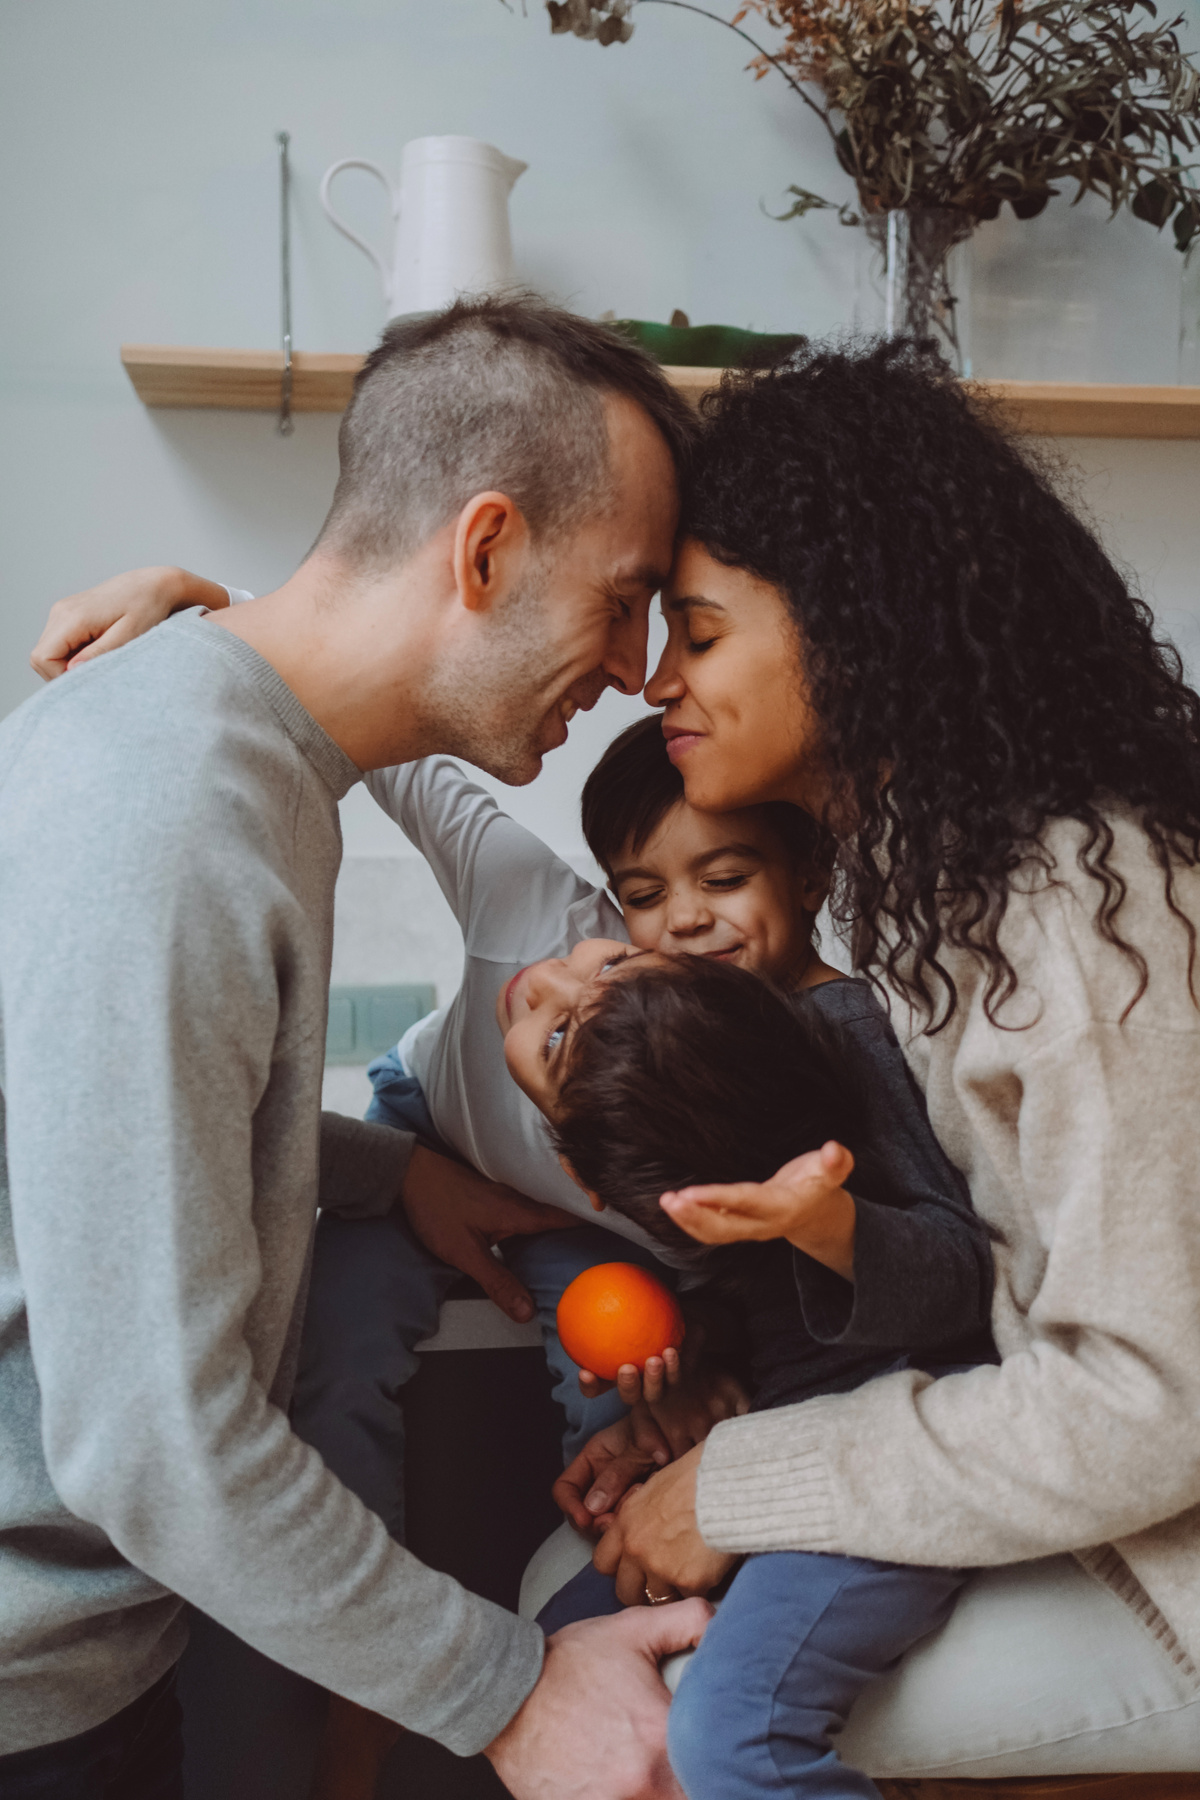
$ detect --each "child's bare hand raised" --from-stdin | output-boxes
[660,1140,858,1282]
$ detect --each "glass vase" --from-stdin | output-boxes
[859,207,975,375]
[1181,239,1200,385]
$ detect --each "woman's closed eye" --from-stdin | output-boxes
[704,871,751,892]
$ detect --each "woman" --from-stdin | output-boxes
[555,339,1200,1777]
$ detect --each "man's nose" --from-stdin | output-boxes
[604,612,649,697]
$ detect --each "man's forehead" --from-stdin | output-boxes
[615,558,672,593]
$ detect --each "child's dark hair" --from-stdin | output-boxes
[582,715,833,881]
[551,956,862,1260]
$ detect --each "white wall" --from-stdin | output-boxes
[2,0,1199,1031]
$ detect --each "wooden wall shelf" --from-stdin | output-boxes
[120,344,1200,440]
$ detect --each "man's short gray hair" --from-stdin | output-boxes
[316,293,697,570]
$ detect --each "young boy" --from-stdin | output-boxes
[499,949,997,1800]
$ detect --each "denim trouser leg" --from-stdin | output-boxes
[502,1226,673,1464]
[295,1057,677,1524]
[290,1206,458,1543]
[291,1058,458,1539]
[666,1552,966,1800]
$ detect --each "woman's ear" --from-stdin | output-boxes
[558,1154,606,1211]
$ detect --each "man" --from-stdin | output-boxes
[0,296,709,1798]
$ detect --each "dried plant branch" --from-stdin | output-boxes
[530,0,1200,246]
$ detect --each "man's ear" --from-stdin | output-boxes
[452,491,530,616]
[558,1153,606,1211]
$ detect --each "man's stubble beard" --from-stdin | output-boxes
[419,567,563,786]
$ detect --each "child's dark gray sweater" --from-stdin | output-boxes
[720,978,996,1413]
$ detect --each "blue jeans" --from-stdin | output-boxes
[0,1671,182,1799]
[290,1051,671,1541]
[540,1552,966,1800]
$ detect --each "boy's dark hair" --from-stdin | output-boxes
[582,715,833,881]
[552,956,862,1260]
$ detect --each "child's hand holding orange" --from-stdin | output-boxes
[557,1263,685,1384]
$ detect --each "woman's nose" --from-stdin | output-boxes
[645,647,684,707]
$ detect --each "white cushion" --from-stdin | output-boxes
[521,1526,1200,1773]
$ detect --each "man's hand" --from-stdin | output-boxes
[660,1140,858,1281]
[402,1143,579,1324]
[485,1600,712,1800]
[30,567,230,680]
[592,1446,736,1606]
[553,1411,672,1536]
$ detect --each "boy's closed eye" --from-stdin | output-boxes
[619,866,755,911]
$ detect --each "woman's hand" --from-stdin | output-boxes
[661,1140,858,1282]
[592,1445,737,1606]
[553,1411,672,1536]
[29,567,230,680]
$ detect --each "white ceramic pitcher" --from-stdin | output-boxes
[320,136,527,321]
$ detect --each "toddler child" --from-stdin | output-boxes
[500,948,997,1800]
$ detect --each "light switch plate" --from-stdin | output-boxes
[325,984,437,1065]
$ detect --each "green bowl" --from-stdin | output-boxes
[611,319,806,368]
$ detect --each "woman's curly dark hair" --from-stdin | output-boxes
[681,339,1200,1027]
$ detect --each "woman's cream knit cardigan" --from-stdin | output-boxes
[697,813,1200,1685]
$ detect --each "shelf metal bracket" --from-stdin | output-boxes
[277,131,294,436]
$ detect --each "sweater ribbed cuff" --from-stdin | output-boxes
[434,1614,545,1758]
[696,1401,842,1554]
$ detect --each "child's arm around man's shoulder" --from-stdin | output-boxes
[364,756,622,958]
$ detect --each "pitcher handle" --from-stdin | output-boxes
[319,159,396,290]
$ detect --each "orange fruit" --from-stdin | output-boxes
[556,1263,685,1382]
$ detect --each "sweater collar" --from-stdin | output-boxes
[174,614,361,800]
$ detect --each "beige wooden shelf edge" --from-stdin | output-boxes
[120,345,1200,439]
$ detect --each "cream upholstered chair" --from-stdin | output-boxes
[518,1522,1200,1797]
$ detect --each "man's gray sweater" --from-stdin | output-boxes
[0,615,543,1755]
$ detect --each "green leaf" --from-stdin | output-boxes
[1174,197,1200,249]
[834,129,857,177]
[1010,187,1057,218]
[1131,176,1177,224]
